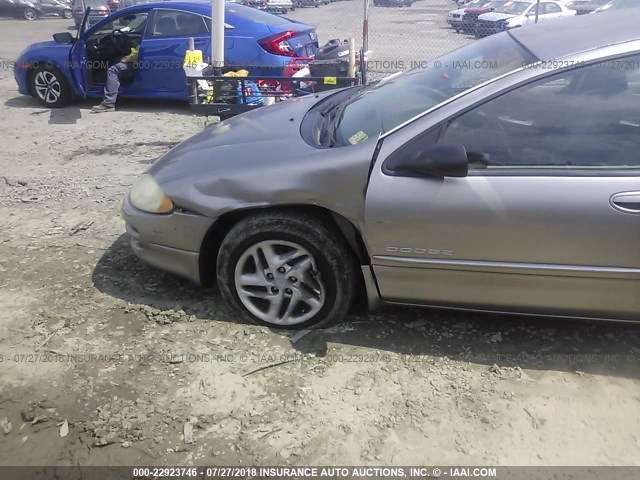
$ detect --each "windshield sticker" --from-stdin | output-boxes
[348,131,369,144]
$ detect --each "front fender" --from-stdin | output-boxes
[16,45,82,99]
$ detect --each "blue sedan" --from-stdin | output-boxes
[14,0,319,107]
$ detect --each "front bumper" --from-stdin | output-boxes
[121,194,214,285]
[14,60,30,95]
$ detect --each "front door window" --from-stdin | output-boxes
[441,55,640,171]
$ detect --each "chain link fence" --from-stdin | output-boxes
[287,0,476,81]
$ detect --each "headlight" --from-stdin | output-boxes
[129,174,174,214]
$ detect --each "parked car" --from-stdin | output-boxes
[265,0,293,13]
[593,0,640,12]
[293,0,320,7]
[447,0,490,32]
[250,0,267,8]
[237,0,266,9]
[0,0,37,20]
[119,0,154,6]
[465,0,512,34]
[15,1,319,107]
[72,0,111,27]
[122,9,640,329]
[35,0,74,17]
[0,0,71,20]
[564,0,609,14]
[476,0,575,36]
[373,0,415,6]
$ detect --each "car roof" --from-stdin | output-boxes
[122,0,215,8]
[510,8,640,60]
[118,0,248,12]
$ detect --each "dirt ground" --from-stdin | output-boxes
[1,17,640,470]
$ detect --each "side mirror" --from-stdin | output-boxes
[53,32,75,44]
[391,143,469,178]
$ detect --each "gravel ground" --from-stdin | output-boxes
[1,6,640,469]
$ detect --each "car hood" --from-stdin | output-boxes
[148,92,378,227]
[478,11,517,20]
[20,39,73,56]
[16,40,73,70]
[449,7,466,14]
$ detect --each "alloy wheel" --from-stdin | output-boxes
[233,240,325,326]
[33,71,62,105]
[24,7,37,20]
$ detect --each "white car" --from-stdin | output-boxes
[447,0,490,31]
[476,0,576,36]
[266,0,293,13]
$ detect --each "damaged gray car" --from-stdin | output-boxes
[123,9,640,329]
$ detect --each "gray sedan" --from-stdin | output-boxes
[123,8,640,329]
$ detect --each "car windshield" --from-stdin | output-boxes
[496,1,532,14]
[328,33,532,147]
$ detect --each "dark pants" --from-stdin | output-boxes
[102,62,134,108]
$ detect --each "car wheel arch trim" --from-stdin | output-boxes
[215,210,359,328]
[27,60,76,94]
[198,204,371,288]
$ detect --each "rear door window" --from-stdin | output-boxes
[542,2,562,13]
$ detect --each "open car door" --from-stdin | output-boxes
[69,7,91,96]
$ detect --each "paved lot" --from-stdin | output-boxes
[1,4,640,469]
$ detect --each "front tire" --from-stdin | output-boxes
[23,7,38,20]
[29,65,71,108]
[62,8,73,19]
[217,212,357,329]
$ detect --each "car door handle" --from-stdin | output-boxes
[611,192,640,213]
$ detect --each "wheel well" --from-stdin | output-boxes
[199,205,370,290]
[27,67,40,97]
[27,62,67,87]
